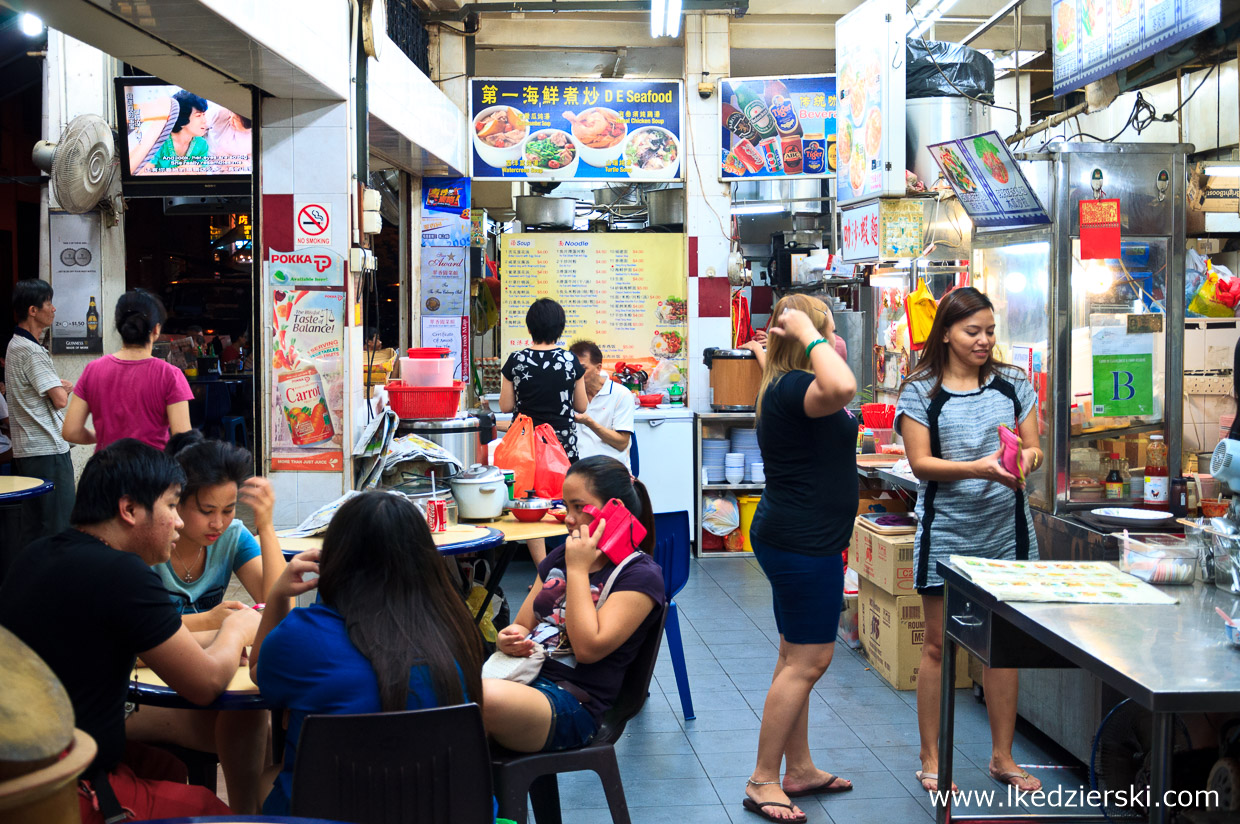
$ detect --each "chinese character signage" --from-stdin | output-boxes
[1052,0,1219,98]
[840,199,924,262]
[470,78,684,181]
[718,74,837,180]
[835,0,906,205]
[421,176,470,247]
[419,248,468,315]
[500,234,686,375]
[928,131,1051,230]
[841,202,881,262]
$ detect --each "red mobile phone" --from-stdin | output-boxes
[582,499,647,564]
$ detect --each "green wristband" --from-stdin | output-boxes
[805,338,827,358]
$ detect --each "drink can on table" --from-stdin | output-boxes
[427,498,448,532]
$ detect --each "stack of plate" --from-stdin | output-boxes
[702,438,730,483]
[729,427,762,482]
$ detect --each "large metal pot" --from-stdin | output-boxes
[515,195,576,229]
[404,416,483,469]
[450,464,508,520]
[646,187,684,227]
[906,97,991,187]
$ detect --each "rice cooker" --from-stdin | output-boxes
[703,347,762,411]
[449,464,508,520]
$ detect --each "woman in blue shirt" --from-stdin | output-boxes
[252,491,485,816]
[126,430,286,814]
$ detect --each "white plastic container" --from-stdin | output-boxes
[400,357,455,387]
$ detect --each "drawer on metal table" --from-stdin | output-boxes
[945,584,991,662]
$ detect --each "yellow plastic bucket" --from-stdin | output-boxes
[738,495,762,553]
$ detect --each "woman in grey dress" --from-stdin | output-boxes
[894,287,1043,796]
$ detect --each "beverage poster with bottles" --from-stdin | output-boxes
[835,0,906,205]
[48,211,104,354]
[269,287,346,471]
[718,75,837,180]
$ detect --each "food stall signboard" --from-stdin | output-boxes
[470,79,684,182]
[1091,326,1154,417]
[1051,0,1220,98]
[500,233,686,374]
[49,211,104,354]
[928,132,1051,229]
[840,201,880,262]
[718,74,837,180]
[834,0,906,206]
[841,199,924,262]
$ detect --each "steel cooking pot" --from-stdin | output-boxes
[508,492,555,522]
[515,195,576,229]
[449,464,507,520]
[403,416,486,469]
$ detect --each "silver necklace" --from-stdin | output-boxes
[174,545,205,582]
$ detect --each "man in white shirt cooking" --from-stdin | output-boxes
[570,340,634,471]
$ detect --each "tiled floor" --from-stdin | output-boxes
[497,554,1101,824]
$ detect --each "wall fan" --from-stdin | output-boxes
[32,114,122,223]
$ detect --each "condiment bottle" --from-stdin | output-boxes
[1105,453,1124,500]
[1170,477,1188,517]
[1144,434,1169,510]
[861,428,876,455]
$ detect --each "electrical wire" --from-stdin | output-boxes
[1066,64,1218,144]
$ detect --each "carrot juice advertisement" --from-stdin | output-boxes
[270,287,346,471]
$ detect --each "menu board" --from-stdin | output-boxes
[500,234,687,373]
[950,556,1177,605]
[835,0,906,205]
[718,74,837,180]
[928,131,1051,229]
[1052,0,1220,98]
[470,79,684,182]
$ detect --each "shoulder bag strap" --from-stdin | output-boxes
[596,552,641,610]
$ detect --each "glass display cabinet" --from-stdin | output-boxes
[974,143,1190,515]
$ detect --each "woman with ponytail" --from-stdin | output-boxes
[63,289,193,451]
[483,456,665,752]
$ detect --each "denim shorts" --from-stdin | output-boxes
[529,676,597,751]
[751,536,845,645]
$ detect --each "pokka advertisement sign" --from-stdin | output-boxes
[469,78,684,182]
[269,287,346,471]
[718,74,837,180]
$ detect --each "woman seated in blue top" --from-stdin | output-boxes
[126,430,286,814]
[252,491,485,816]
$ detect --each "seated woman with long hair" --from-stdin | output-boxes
[251,491,485,815]
[483,456,665,752]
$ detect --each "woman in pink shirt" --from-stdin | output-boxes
[63,290,194,451]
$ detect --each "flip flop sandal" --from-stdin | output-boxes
[915,770,958,793]
[989,768,1040,791]
[742,797,808,822]
[785,775,854,797]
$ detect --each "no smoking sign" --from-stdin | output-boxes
[295,202,331,247]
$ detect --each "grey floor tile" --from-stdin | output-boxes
[838,701,919,728]
[621,777,724,807]
[620,752,709,780]
[554,771,610,808]
[630,803,743,824]
[807,746,890,774]
[686,727,760,754]
[557,807,615,824]
[819,769,914,800]
[804,725,867,750]
[847,723,925,748]
[672,672,741,693]
[681,708,763,731]
[698,629,769,646]
[681,689,752,711]
[820,793,933,823]
[615,731,697,756]
[697,748,764,778]
[728,671,784,692]
[659,642,718,661]
[626,709,686,734]
[709,642,778,660]
[718,655,780,675]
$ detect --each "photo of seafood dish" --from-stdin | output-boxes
[473,105,528,169]
[565,107,628,168]
[864,108,882,159]
[656,296,687,324]
[937,146,976,192]
[523,129,578,178]
[1054,0,1076,54]
[849,74,866,123]
[625,127,680,179]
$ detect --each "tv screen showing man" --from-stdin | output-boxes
[122,83,252,176]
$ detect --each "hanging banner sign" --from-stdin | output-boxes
[469,78,684,182]
[49,211,104,354]
[840,201,881,262]
[1080,198,1122,259]
[840,199,923,262]
[927,131,1051,229]
[1052,0,1220,98]
[718,74,837,180]
[1091,326,1154,416]
[421,177,471,247]
[419,247,468,315]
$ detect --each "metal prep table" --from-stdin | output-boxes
[936,559,1240,824]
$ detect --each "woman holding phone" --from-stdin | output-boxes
[895,287,1041,795]
[483,456,664,753]
[743,295,858,823]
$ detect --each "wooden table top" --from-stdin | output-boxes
[281,514,566,554]
[0,476,47,495]
[133,664,258,695]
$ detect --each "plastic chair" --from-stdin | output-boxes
[200,383,232,439]
[653,510,694,721]
[290,703,494,824]
[221,415,247,448]
[629,428,639,477]
[492,602,669,824]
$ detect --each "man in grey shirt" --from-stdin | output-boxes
[6,279,75,556]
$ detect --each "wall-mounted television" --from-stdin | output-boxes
[115,76,251,197]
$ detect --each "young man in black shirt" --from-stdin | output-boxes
[0,438,261,822]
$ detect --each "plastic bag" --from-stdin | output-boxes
[494,415,538,498]
[702,493,741,536]
[532,423,571,499]
[1186,249,1208,315]
[906,39,995,101]
[646,359,685,400]
[1188,260,1239,318]
[904,278,939,351]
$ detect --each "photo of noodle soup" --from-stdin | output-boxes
[624,127,680,179]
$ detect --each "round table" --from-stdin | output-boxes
[130,664,268,712]
[133,817,353,823]
[0,477,55,582]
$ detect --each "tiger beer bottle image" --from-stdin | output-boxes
[734,83,777,143]
[764,79,802,138]
[86,296,99,337]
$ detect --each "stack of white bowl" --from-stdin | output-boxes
[725,453,746,485]
[751,461,766,484]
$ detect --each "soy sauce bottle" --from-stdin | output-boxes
[1105,453,1124,500]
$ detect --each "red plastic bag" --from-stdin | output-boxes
[493,414,537,498]
[532,423,571,499]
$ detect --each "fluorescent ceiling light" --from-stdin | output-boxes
[1204,165,1240,177]
[19,13,44,36]
[731,203,784,215]
[650,0,679,38]
[650,0,665,37]
[665,0,682,38]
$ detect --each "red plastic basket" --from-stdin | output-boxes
[387,380,463,419]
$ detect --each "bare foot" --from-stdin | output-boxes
[745,779,805,822]
[783,766,853,795]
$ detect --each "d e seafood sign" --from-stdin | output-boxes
[470,78,684,182]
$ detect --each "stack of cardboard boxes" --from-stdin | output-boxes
[852,510,970,691]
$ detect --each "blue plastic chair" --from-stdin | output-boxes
[652,510,694,720]
[200,383,232,438]
[221,415,248,448]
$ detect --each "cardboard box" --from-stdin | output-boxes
[858,578,969,691]
[1188,165,1240,213]
[839,590,861,649]
[851,518,916,596]
[857,491,909,517]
